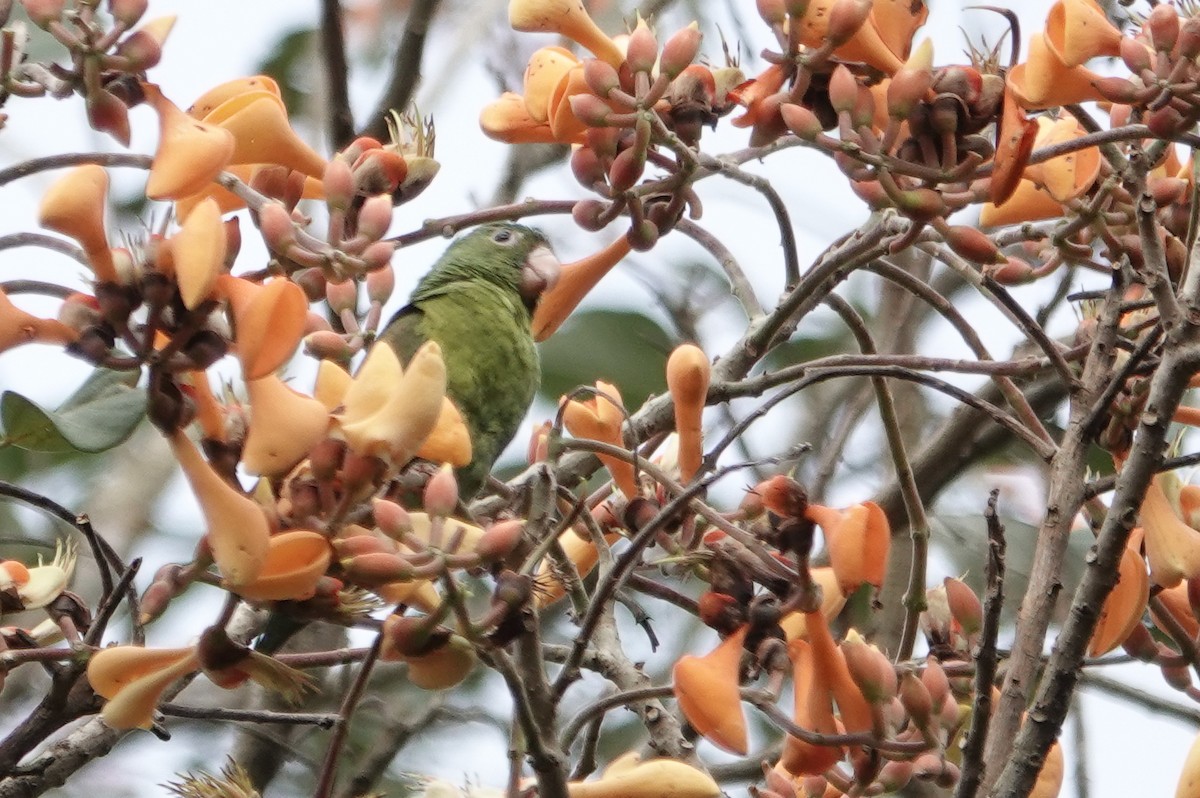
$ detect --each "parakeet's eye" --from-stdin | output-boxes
[492,228,515,245]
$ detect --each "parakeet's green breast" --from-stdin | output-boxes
[377,223,560,497]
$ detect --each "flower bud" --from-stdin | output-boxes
[626,15,658,75]
[627,218,659,251]
[826,0,871,47]
[475,519,525,562]
[323,157,355,213]
[780,103,823,140]
[828,65,858,116]
[572,198,609,231]
[423,463,459,517]
[360,240,396,273]
[324,278,358,316]
[583,58,621,98]
[356,193,394,241]
[569,93,613,127]
[1148,2,1179,52]
[660,23,701,80]
[365,263,394,305]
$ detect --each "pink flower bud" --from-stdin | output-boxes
[780,102,823,140]
[323,158,355,212]
[583,58,621,98]
[373,497,413,540]
[324,278,358,315]
[365,263,394,305]
[423,464,459,517]
[475,519,525,562]
[356,193,394,241]
[660,23,701,79]
[625,15,658,75]
[825,0,871,48]
[360,241,396,273]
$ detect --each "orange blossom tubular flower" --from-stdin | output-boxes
[523,46,581,124]
[532,237,633,341]
[1021,116,1102,203]
[778,567,847,639]
[508,0,625,70]
[480,92,557,144]
[1088,531,1149,657]
[1044,0,1123,68]
[87,645,199,729]
[666,343,710,483]
[168,430,271,586]
[804,609,873,735]
[241,374,330,477]
[805,500,891,594]
[795,0,928,76]
[1141,474,1200,588]
[0,289,77,355]
[334,341,446,465]
[37,164,117,282]
[188,75,283,119]
[171,197,226,310]
[672,625,749,755]
[1007,30,1107,111]
[780,638,843,777]
[414,398,473,467]
[565,755,720,798]
[200,89,327,180]
[561,380,638,498]
[1177,729,1200,798]
[314,359,353,411]
[217,275,309,380]
[231,530,332,602]
[1152,581,1200,640]
[143,83,236,201]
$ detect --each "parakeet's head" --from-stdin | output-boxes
[414,223,561,313]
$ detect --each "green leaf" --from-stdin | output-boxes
[537,309,672,410]
[1,368,146,453]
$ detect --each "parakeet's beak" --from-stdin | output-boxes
[520,245,561,307]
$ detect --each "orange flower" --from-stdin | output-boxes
[666,344,710,483]
[171,197,226,310]
[672,625,748,754]
[143,83,235,201]
[218,275,309,380]
[532,237,632,341]
[168,430,271,586]
[1044,0,1122,68]
[779,638,842,776]
[1008,31,1107,111]
[561,380,638,498]
[87,645,199,729]
[794,0,928,76]
[1088,529,1149,657]
[241,374,330,477]
[480,92,558,144]
[1140,474,1200,588]
[982,115,1100,226]
[232,530,332,602]
[805,500,890,594]
[37,164,117,282]
[565,754,720,798]
[332,341,446,465]
[507,0,624,69]
[0,289,77,355]
[535,524,622,606]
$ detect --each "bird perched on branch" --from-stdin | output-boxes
[376,222,561,498]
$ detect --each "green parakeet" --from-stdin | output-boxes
[376,222,561,498]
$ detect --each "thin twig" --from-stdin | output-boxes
[954,490,1006,798]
